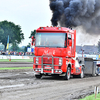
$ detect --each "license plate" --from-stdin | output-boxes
[45,65,51,69]
[45,69,51,71]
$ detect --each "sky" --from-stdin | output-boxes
[0,0,100,46]
[0,0,52,46]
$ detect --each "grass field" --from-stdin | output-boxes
[0,59,33,62]
[80,93,100,100]
[0,59,33,70]
[0,67,33,70]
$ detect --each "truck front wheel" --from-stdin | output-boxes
[64,67,71,80]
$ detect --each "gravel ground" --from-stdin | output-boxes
[0,62,100,100]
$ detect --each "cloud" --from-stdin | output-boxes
[0,0,52,46]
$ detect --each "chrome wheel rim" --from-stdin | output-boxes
[81,69,84,78]
[67,68,70,79]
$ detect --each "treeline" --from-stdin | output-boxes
[0,20,36,52]
[0,20,24,50]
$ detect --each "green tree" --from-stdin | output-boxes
[29,30,36,38]
[0,28,4,42]
[11,42,19,51]
[0,20,24,50]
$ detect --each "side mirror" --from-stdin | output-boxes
[68,39,72,46]
[31,36,35,46]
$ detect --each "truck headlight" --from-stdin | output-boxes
[36,57,39,64]
[59,58,62,65]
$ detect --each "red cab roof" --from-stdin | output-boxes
[36,26,75,33]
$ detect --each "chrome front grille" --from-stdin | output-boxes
[43,57,52,64]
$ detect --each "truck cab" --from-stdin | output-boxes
[32,26,83,80]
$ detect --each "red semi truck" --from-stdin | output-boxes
[31,26,99,80]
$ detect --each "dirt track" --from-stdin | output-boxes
[0,62,100,100]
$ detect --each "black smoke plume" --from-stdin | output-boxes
[50,0,100,34]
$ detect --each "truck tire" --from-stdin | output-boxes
[92,66,98,77]
[78,68,84,78]
[73,68,84,78]
[35,74,42,79]
[96,66,100,76]
[63,67,71,80]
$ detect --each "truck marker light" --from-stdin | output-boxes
[59,58,62,65]
[55,70,62,73]
[36,57,39,64]
[59,70,62,73]
[35,69,37,71]
[39,69,41,71]
[55,70,58,73]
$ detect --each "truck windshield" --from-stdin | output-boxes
[35,33,66,48]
